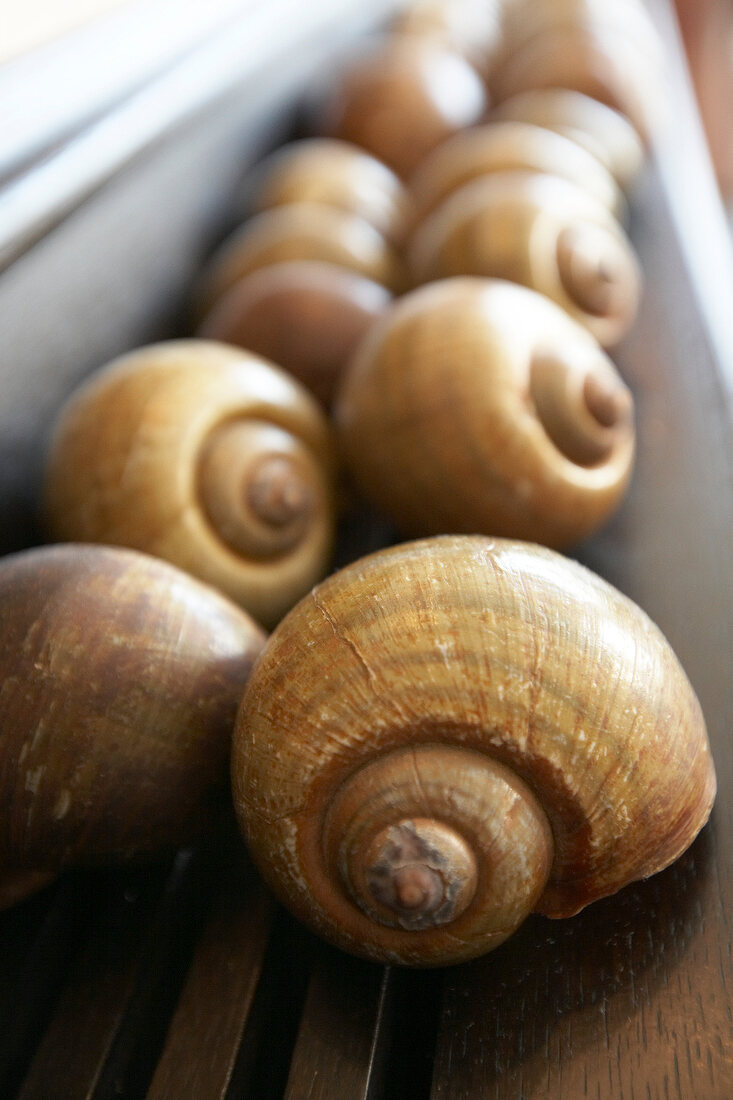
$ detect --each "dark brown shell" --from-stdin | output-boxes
[0,544,265,869]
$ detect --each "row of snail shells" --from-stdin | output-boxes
[43,341,335,628]
[492,0,669,142]
[407,170,641,349]
[0,544,265,874]
[232,537,716,967]
[197,139,408,409]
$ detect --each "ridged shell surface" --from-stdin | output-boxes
[233,537,715,965]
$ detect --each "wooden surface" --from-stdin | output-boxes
[0,1,732,1097]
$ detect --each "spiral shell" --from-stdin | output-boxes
[0,544,265,869]
[313,37,488,179]
[408,121,624,228]
[336,278,635,548]
[490,90,645,189]
[408,173,641,347]
[232,536,715,966]
[492,20,666,141]
[43,341,335,628]
[391,0,506,80]
[197,261,391,409]
[243,138,410,245]
[197,203,405,319]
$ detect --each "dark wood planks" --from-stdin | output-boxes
[16,867,172,1100]
[146,857,274,1100]
[284,952,393,1100]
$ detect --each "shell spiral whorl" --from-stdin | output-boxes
[44,340,336,628]
[232,536,715,967]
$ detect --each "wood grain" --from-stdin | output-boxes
[284,951,393,1100]
[147,856,274,1099]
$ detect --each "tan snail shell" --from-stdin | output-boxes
[43,341,335,628]
[197,261,392,410]
[391,0,506,81]
[491,90,645,190]
[232,535,716,967]
[196,203,406,319]
[491,16,666,141]
[336,278,635,548]
[0,543,265,870]
[312,37,488,180]
[407,120,625,228]
[408,173,641,348]
[499,0,665,65]
[243,138,410,246]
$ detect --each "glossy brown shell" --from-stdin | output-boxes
[43,340,336,628]
[244,138,410,245]
[408,121,624,228]
[196,204,406,318]
[491,23,666,141]
[197,261,391,409]
[391,0,506,80]
[336,278,635,548]
[490,90,645,189]
[313,37,488,179]
[408,173,641,348]
[232,536,715,966]
[0,544,265,869]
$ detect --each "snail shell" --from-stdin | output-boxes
[197,203,406,319]
[312,37,488,179]
[407,120,625,228]
[491,22,666,141]
[500,0,665,64]
[336,278,635,548]
[243,138,410,246]
[490,90,645,190]
[391,0,506,81]
[43,340,335,628]
[0,544,265,869]
[408,172,641,348]
[232,535,716,967]
[197,261,391,410]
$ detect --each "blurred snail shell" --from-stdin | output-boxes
[313,37,488,179]
[0,544,265,870]
[491,90,645,190]
[43,341,335,628]
[491,24,666,141]
[243,138,410,246]
[197,203,406,319]
[408,172,641,348]
[232,535,716,967]
[197,261,392,410]
[391,0,506,81]
[336,278,635,548]
[407,120,625,228]
[500,0,665,64]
